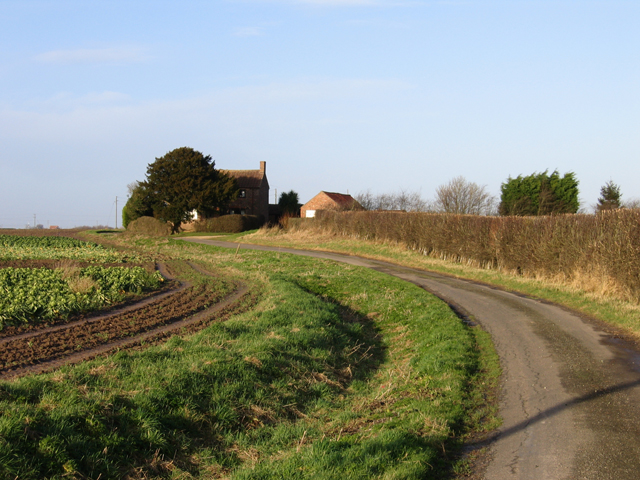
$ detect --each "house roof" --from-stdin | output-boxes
[221,169,266,189]
[320,191,357,207]
[301,191,361,210]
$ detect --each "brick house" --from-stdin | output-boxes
[222,161,270,220]
[300,191,362,218]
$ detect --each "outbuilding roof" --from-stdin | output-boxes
[320,191,358,207]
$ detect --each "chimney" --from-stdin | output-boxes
[260,161,266,174]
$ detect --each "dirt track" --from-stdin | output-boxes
[0,261,250,379]
[184,238,640,480]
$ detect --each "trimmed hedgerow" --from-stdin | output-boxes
[305,209,640,302]
[194,214,264,233]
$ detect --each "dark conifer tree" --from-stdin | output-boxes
[499,170,579,216]
[140,147,238,233]
[278,190,301,216]
[596,180,622,212]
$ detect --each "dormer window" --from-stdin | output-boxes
[239,190,246,198]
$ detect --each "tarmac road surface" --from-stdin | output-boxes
[184,238,640,479]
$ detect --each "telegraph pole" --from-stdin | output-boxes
[33,214,36,228]
[115,196,118,229]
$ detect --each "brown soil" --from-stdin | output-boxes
[0,261,250,380]
[0,228,89,237]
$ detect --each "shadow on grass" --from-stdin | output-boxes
[292,279,388,385]
[0,277,389,480]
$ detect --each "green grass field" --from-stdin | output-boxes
[0,234,499,479]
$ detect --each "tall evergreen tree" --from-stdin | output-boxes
[596,180,622,212]
[121,182,153,229]
[499,170,579,216]
[141,147,238,233]
[278,190,301,216]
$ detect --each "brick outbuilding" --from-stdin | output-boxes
[300,191,362,218]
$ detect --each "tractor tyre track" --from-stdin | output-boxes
[0,261,249,380]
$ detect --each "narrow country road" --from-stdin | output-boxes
[184,238,640,480]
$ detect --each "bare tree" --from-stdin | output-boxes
[395,190,430,212]
[355,189,432,212]
[127,181,140,197]
[355,190,376,210]
[624,198,640,209]
[434,176,496,215]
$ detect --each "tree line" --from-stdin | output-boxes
[356,171,636,216]
[123,147,634,232]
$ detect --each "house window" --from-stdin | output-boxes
[239,190,246,198]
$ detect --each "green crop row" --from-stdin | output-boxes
[0,235,92,249]
[0,266,163,329]
[81,265,163,295]
[0,235,139,263]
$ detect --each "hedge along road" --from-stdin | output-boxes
[182,237,640,480]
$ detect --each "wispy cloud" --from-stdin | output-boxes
[2,78,411,140]
[343,18,410,28]
[233,27,262,37]
[35,47,148,65]
[25,91,132,112]
[189,78,412,105]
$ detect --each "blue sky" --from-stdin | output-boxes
[1,0,638,228]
